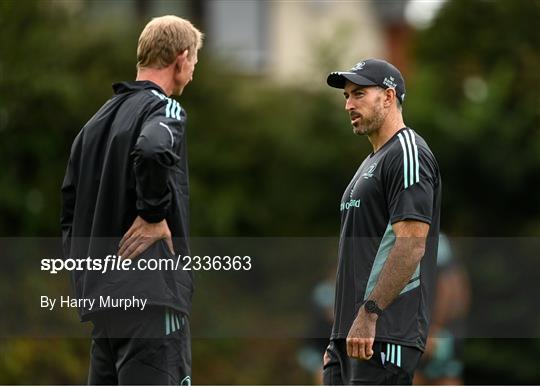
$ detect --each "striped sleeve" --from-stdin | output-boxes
[132,93,186,222]
[151,90,184,121]
[396,129,420,189]
[386,129,438,225]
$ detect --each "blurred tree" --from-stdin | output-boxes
[0,1,136,383]
[406,0,540,236]
[406,0,540,384]
[0,0,138,236]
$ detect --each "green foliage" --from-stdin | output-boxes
[405,0,540,383]
[0,339,89,384]
[0,1,134,383]
[0,0,139,236]
[406,0,540,235]
[464,339,540,384]
[184,62,365,236]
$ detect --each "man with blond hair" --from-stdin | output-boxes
[61,16,202,385]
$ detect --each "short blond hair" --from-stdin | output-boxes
[137,15,203,70]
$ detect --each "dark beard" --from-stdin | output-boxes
[353,104,386,136]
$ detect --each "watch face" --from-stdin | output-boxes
[365,300,381,315]
[365,300,376,313]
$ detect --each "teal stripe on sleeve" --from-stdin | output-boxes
[175,314,181,332]
[403,130,415,187]
[409,130,420,184]
[173,100,178,119]
[171,312,177,333]
[175,101,181,120]
[165,308,170,335]
[165,98,172,118]
[397,133,409,188]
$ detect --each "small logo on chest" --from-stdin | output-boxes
[361,162,378,179]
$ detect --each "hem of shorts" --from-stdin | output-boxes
[330,333,424,352]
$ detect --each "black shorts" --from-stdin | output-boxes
[323,339,422,385]
[88,306,191,385]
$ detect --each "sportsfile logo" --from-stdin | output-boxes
[340,199,361,211]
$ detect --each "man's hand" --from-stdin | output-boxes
[323,348,331,367]
[118,216,174,260]
[346,308,378,360]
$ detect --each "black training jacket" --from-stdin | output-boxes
[61,81,192,321]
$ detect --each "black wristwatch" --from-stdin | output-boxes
[364,300,383,316]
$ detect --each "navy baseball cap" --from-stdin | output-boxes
[327,58,406,103]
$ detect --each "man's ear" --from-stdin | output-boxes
[384,88,396,108]
[175,50,189,70]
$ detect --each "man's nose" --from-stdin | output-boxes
[345,97,354,111]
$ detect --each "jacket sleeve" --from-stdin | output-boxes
[132,98,184,223]
[61,134,80,258]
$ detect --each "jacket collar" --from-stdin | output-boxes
[112,80,167,96]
